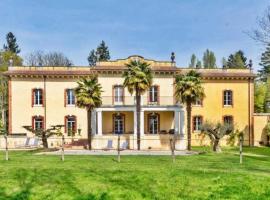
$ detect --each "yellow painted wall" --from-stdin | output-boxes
[144,111,174,133]
[253,114,269,146]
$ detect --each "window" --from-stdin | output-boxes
[65,116,77,135]
[32,116,44,130]
[114,114,124,134]
[32,89,43,106]
[193,116,202,131]
[223,116,233,125]
[66,89,75,105]
[114,85,124,103]
[148,113,159,134]
[194,99,202,106]
[149,86,158,103]
[223,90,233,106]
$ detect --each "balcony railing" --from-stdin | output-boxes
[101,96,176,106]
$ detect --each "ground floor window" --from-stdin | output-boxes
[114,114,124,134]
[65,116,77,136]
[148,113,159,134]
[223,115,233,125]
[32,116,44,130]
[193,116,202,131]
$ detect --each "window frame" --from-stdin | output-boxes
[66,89,75,106]
[223,90,233,106]
[65,115,77,135]
[113,113,125,134]
[32,116,44,130]
[113,85,124,104]
[223,115,233,125]
[148,113,160,134]
[148,85,159,104]
[193,116,203,132]
[32,88,43,106]
[193,99,203,107]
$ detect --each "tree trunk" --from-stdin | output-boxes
[136,88,141,150]
[87,109,92,150]
[186,102,192,151]
[42,133,48,148]
[213,139,221,152]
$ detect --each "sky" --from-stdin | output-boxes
[0,0,269,70]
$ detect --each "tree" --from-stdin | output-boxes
[203,49,216,68]
[174,70,205,150]
[254,81,267,113]
[23,125,64,148]
[0,50,23,67]
[87,50,97,67]
[75,77,103,150]
[201,121,234,152]
[250,6,270,45]
[25,51,73,66]
[87,41,110,66]
[264,77,270,113]
[189,54,197,68]
[263,122,270,146]
[123,60,153,150]
[227,50,247,69]
[3,32,21,54]
[259,43,270,81]
[222,57,227,68]
[0,74,8,131]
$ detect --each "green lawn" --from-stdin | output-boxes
[0,147,270,200]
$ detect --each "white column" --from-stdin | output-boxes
[133,110,137,136]
[91,110,97,135]
[180,109,185,136]
[140,110,144,136]
[97,111,102,135]
[174,111,180,135]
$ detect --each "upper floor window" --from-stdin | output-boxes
[32,116,44,130]
[223,116,233,125]
[149,86,158,103]
[32,89,43,106]
[113,114,124,134]
[194,99,203,106]
[65,115,77,135]
[114,85,124,103]
[66,89,75,106]
[223,90,233,106]
[148,113,159,134]
[193,116,203,132]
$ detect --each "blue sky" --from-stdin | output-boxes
[0,0,269,70]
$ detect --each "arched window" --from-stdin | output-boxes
[223,90,233,106]
[113,113,125,134]
[148,113,160,134]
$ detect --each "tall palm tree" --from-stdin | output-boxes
[123,60,153,150]
[75,76,102,150]
[174,70,205,151]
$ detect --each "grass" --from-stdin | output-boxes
[0,147,270,200]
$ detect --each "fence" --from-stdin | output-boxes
[0,134,263,163]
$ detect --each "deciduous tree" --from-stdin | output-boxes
[203,49,216,68]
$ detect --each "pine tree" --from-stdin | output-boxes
[96,40,110,61]
[87,41,110,66]
[203,49,216,68]
[222,57,227,68]
[227,50,247,69]
[189,54,196,68]
[3,32,20,54]
[87,50,97,66]
[259,43,270,81]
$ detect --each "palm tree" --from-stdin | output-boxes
[123,60,153,150]
[174,70,205,151]
[75,76,102,150]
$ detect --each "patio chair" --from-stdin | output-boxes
[120,141,128,150]
[103,139,113,150]
[15,137,30,148]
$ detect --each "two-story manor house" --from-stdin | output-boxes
[4,56,255,149]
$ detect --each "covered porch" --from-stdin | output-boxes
[91,106,186,150]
